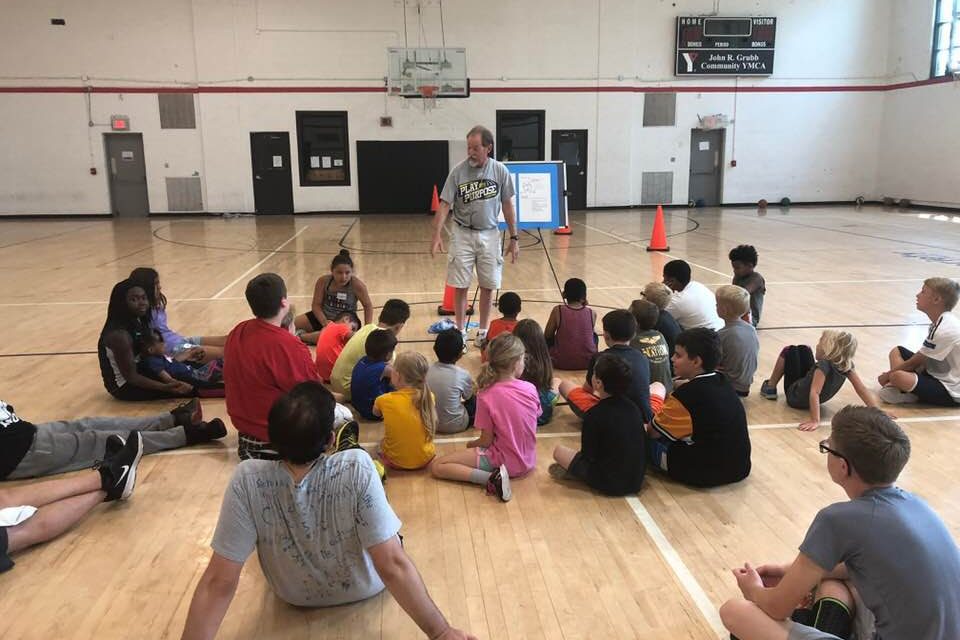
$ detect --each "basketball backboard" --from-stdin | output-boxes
[386,47,469,98]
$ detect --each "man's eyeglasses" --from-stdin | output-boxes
[819,439,852,475]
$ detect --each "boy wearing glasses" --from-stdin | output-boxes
[720,406,960,640]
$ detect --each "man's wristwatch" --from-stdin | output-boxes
[509,234,519,241]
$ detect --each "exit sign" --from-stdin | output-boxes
[111,115,130,130]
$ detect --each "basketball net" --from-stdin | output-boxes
[419,84,439,111]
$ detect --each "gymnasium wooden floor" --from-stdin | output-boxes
[1,206,959,639]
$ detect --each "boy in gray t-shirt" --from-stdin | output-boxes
[721,406,960,640]
[181,382,474,639]
[426,330,476,434]
[715,286,759,396]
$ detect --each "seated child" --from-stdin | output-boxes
[551,354,647,496]
[137,329,223,389]
[729,244,766,327]
[315,311,361,383]
[545,278,597,370]
[373,352,437,470]
[481,291,521,361]
[760,330,881,431]
[559,309,652,421]
[629,299,673,394]
[513,319,559,426]
[648,328,751,488]
[720,406,960,640]
[662,259,724,331]
[715,285,759,397]
[331,298,409,401]
[430,334,541,502]
[426,329,476,434]
[350,329,397,420]
[641,282,682,358]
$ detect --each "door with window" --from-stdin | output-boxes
[688,129,724,207]
[551,130,588,210]
[250,132,294,214]
[104,133,149,217]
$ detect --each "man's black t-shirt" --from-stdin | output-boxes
[0,400,37,480]
[578,395,647,495]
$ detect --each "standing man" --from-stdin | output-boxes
[431,125,519,347]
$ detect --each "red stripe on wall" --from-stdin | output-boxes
[0,75,951,95]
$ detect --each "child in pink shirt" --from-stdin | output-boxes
[430,334,540,502]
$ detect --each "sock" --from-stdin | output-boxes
[468,469,493,485]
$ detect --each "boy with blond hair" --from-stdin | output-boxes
[716,285,760,397]
[720,406,960,640]
[642,281,682,358]
[879,277,960,406]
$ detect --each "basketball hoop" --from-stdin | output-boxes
[419,84,439,111]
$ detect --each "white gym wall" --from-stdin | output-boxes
[0,0,955,215]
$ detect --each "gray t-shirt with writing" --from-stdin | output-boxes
[800,486,960,640]
[440,158,515,230]
[426,362,475,434]
[211,449,401,607]
[630,330,673,394]
[718,319,759,394]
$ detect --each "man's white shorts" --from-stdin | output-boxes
[446,226,503,290]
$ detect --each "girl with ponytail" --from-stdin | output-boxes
[430,334,541,502]
[374,352,438,470]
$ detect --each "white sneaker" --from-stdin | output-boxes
[474,328,488,349]
[461,330,469,353]
[879,386,919,404]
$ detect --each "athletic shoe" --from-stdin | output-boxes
[96,431,144,502]
[461,330,469,353]
[486,464,512,502]
[879,386,920,404]
[372,459,387,483]
[474,328,488,349]
[171,398,202,427]
[335,420,361,452]
[185,418,227,445]
[104,434,125,459]
[759,380,778,400]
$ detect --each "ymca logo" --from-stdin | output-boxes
[458,179,499,204]
[682,52,699,72]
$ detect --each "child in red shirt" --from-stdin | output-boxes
[481,292,521,362]
[315,311,361,382]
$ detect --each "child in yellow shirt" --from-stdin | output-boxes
[374,352,438,469]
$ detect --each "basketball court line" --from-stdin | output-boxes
[625,496,727,638]
[211,225,311,299]
[572,220,731,277]
[151,412,960,458]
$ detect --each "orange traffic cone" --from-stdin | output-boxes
[430,185,440,214]
[437,284,475,316]
[646,204,670,252]
[554,225,572,235]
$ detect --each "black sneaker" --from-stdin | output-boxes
[486,464,512,502]
[185,418,227,445]
[104,434,125,459]
[334,421,361,452]
[97,431,143,502]
[171,398,202,427]
[759,380,778,400]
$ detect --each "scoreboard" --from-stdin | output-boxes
[675,17,776,76]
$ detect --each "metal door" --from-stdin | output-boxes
[688,129,724,207]
[250,132,294,214]
[104,133,149,217]
[551,130,588,210]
